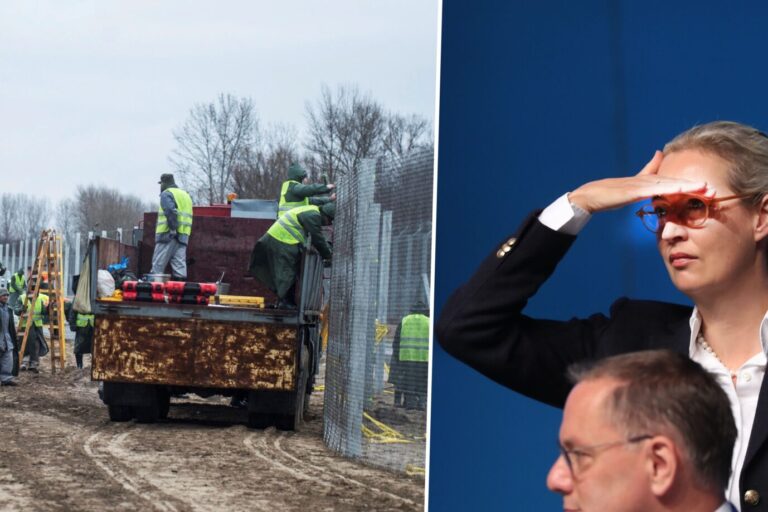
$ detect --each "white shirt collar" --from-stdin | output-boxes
[688,306,768,357]
[714,501,735,512]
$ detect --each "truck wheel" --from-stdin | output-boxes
[108,404,133,422]
[158,389,171,420]
[276,348,310,431]
[134,404,160,423]
[247,412,272,429]
[302,391,311,417]
[275,414,295,431]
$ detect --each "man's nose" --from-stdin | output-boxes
[546,454,574,494]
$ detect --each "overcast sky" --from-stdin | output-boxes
[0,1,439,207]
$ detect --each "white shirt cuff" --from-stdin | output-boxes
[538,193,591,235]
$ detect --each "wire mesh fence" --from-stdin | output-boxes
[324,148,433,476]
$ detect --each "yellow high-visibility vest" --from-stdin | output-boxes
[278,180,309,218]
[267,205,317,245]
[156,187,193,237]
[398,314,430,362]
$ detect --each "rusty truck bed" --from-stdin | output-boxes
[92,300,302,390]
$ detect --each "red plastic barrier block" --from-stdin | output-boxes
[199,283,217,295]
[165,281,186,295]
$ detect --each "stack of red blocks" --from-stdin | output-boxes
[121,281,217,305]
[165,281,218,305]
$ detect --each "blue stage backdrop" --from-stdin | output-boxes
[430,1,768,510]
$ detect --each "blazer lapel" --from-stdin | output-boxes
[745,372,768,469]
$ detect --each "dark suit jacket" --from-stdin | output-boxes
[436,213,768,511]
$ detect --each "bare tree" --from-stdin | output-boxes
[55,198,78,244]
[381,113,433,162]
[170,93,259,205]
[65,185,149,239]
[0,194,21,243]
[232,124,300,200]
[304,84,385,180]
[0,194,52,243]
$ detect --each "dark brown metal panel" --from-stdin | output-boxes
[92,315,297,390]
[140,212,276,299]
[96,238,139,273]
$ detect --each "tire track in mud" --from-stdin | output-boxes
[244,429,420,509]
[83,429,189,512]
[3,408,146,511]
[88,426,276,512]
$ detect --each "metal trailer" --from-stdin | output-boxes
[89,205,325,430]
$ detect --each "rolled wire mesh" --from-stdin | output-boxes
[323,149,433,476]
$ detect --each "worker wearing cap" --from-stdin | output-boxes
[250,202,334,309]
[277,163,335,218]
[151,173,194,281]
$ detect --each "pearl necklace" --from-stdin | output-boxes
[697,333,738,380]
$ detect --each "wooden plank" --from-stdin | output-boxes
[96,238,139,273]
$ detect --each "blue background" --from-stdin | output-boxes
[430,1,768,510]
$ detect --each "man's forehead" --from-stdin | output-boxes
[560,378,623,443]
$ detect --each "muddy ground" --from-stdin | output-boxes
[0,344,425,511]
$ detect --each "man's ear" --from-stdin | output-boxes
[754,194,768,243]
[645,436,678,497]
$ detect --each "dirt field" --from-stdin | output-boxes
[0,347,425,511]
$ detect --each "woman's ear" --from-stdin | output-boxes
[754,194,768,242]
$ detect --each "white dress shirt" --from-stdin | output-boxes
[539,193,765,511]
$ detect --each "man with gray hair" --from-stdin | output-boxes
[0,288,19,386]
[547,350,736,512]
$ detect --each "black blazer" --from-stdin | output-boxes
[436,214,768,511]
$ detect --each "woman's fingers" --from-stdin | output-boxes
[636,150,665,176]
[569,175,709,213]
[640,175,709,197]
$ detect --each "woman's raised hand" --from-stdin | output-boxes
[567,151,710,213]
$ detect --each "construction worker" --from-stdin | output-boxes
[0,288,19,386]
[249,203,334,309]
[389,301,430,410]
[277,163,335,218]
[8,268,26,309]
[16,291,49,373]
[151,173,193,280]
[0,262,7,291]
[68,308,94,369]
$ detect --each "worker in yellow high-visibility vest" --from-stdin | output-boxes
[7,268,26,310]
[16,292,49,373]
[389,301,430,410]
[150,173,193,280]
[277,163,335,218]
[68,308,94,369]
[249,203,334,309]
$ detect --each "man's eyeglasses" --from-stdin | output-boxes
[557,435,653,477]
[635,193,751,233]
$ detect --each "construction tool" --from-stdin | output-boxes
[18,229,67,372]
